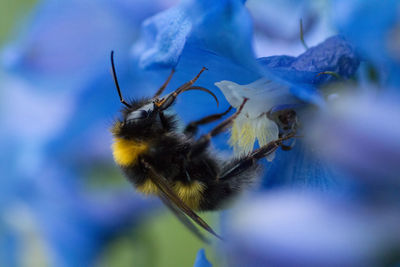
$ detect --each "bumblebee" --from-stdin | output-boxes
[110,51,295,241]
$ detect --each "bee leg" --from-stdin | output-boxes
[184,106,232,136]
[280,137,297,151]
[219,139,282,180]
[201,134,296,210]
[220,133,296,178]
[154,69,175,98]
[188,99,248,157]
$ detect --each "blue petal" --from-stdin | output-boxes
[262,141,350,192]
[1,0,141,92]
[258,35,360,104]
[138,6,192,69]
[134,0,257,71]
[193,249,212,267]
[332,0,400,87]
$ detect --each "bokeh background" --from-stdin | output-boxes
[0,0,219,266]
[1,0,400,266]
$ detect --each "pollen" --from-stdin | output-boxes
[112,137,148,166]
[230,119,256,155]
[173,181,205,210]
[230,114,279,161]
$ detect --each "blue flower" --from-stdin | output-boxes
[215,35,360,158]
[133,0,360,160]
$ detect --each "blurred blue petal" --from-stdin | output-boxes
[0,146,159,266]
[332,0,400,87]
[226,191,400,267]
[0,0,167,265]
[247,0,335,57]
[136,6,192,69]
[307,92,400,185]
[1,0,138,91]
[193,249,212,267]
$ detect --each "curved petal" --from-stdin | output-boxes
[133,0,257,71]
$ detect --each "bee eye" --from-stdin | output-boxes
[126,110,149,121]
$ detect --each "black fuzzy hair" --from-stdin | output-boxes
[112,98,178,141]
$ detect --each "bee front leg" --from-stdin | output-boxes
[219,133,296,179]
[188,98,247,158]
[184,106,232,137]
[200,134,296,210]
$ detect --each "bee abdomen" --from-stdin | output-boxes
[134,178,206,210]
[173,181,205,210]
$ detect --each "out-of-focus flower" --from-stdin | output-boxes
[0,0,172,265]
[307,92,400,185]
[2,0,132,90]
[226,191,400,267]
[331,0,400,87]
[246,0,335,57]
[218,1,400,265]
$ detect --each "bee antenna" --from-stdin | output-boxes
[110,51,132,108]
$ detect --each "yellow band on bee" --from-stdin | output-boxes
[136,179,159,195]
[173,181,205,210]
[112,137,148,166]
[136,179,205,210]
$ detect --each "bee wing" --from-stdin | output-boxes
[159,193,210,243]
[143,160,222,240]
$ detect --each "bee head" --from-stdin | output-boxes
[110,51,180,140]
[110,51,214,140]
[111,97,175,141]
[123,100,155,122]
